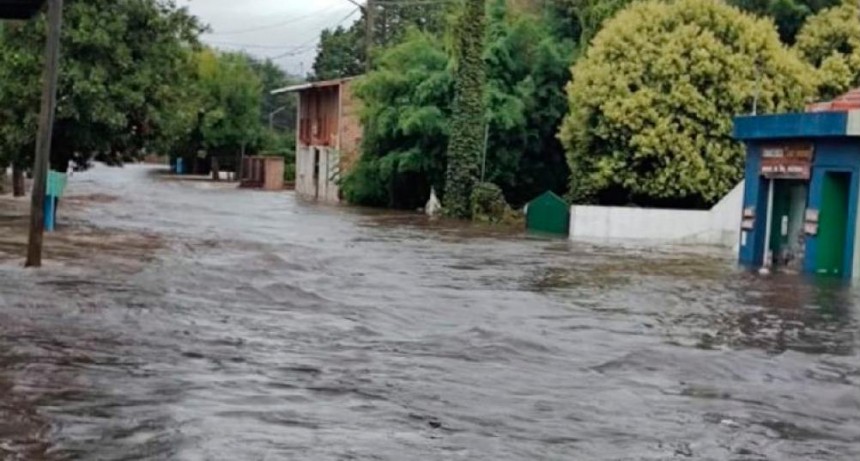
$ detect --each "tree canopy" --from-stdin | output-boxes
[0,0,203,171]
[559,0,815,207]
[247,55,299,133]
[484,0,574,206]
[342,32,452,209]
[342,0,575,210]
[727,0,841,44]
[194,50,263,157]
[794,2,860,100]
[312,24,365,81]
[312,0,451,81]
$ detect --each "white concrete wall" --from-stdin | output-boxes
[570,181,744,248]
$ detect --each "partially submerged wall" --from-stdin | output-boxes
[569,182,744,248]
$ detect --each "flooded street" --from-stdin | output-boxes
[0,165,858,460]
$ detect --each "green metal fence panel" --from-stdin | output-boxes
[526,191,570,236]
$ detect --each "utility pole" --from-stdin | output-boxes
[344,0,373,70]
[26,0,64,268]
[365,0,375,71]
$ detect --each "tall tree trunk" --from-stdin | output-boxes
[12,164,25,197]
[444,0,487,219]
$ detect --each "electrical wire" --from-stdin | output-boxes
[209,4,341,36]
[204,41,304,50]
[371,0,455,5]
[266,7,361,61]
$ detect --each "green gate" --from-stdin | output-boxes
[526,191,570,236]
[816,172,851,276]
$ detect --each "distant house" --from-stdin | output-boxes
[272,77,362,203]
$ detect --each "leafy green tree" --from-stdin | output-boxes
[343,1,577,209]
[728,0,841,44]
[0,0,203,175]
[342,32,452,208]
[565,0,632,44]
[194,50,264,160]
[312,25,366,81]
[312,0,450,81]
[559,0,839,46]
[445,0,487,218]
[246,55,299,132]
[484,0,574,206]
[373,0,450,44]
[560,0,815,207]
[795,2,860,100]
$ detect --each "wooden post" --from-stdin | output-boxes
[26,0,64,268]
[238,142,246,182]
[12,164,25,197]
[211,156,220,181]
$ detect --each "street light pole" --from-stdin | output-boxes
[269,106,289,131]
[26,0,64,268]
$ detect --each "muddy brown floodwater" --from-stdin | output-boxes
[0,165,858,460]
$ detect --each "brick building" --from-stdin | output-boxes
[272,77,362,203]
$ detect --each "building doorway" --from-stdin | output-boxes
[767,179,808,271]
[816,172,851,276]
[313,148,321,200]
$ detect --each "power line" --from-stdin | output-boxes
[268,43,319,61]
[209,4,341,35]
[205,41,304,50]
[345,0,453,5]
[204,7,360,64]
[267,8,361,61]
[371,0,454,4]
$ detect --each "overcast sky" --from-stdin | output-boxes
[177,0,362,76]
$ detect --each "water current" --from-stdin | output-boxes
[0,165,857,460]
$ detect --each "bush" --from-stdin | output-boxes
[559,0,815,208]
[471,182,511,223]
[341,158,389,206]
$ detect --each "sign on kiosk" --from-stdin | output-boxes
[760,143,814,180]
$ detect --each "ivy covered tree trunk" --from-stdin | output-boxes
[444,0,487,219]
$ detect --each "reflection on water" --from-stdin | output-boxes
[0,165,858,460]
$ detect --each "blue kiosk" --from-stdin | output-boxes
[733,92,860,278]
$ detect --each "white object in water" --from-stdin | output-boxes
[426,187,441,217]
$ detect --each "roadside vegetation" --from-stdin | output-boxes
[2,0,858,221]
[317,0,859,218]
[0,0,296,196]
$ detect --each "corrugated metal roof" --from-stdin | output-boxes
[807,88,860,112]
[271,77,359,95]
